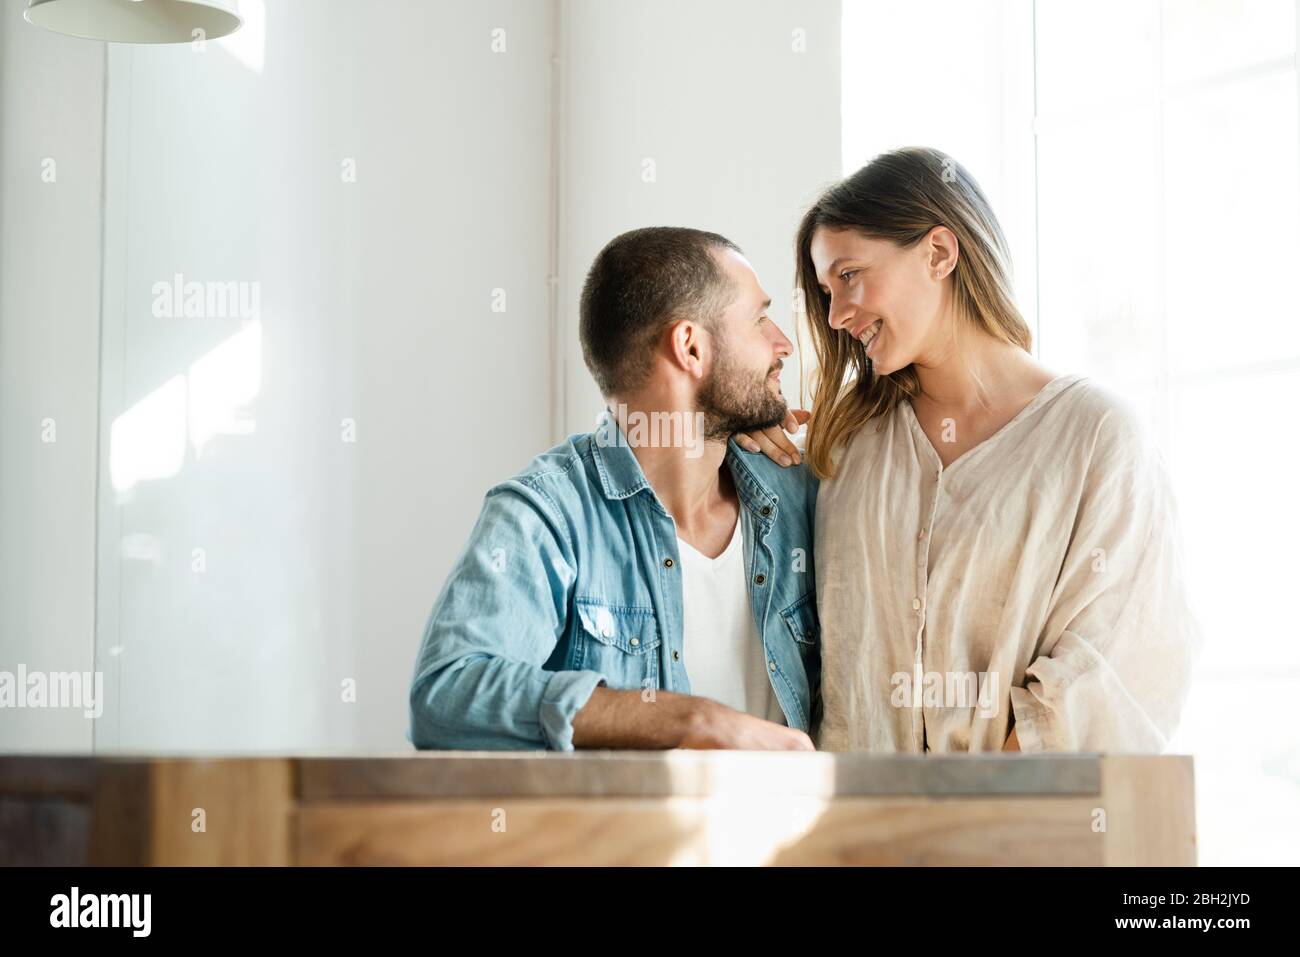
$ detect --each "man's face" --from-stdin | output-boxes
[697,249,793,441]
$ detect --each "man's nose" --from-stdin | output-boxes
[772,325,793,359]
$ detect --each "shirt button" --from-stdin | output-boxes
[754,574,766,585]
[760,506,771,517]
[768,660,776,672]
[912,598,921,610]
[630,637,640,647]
[663,558,674,568]
[672,649,680,661]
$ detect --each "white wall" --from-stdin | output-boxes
[95,0,555,751]
[3,0,843,753]
[558,0,843,429]
[0,2,104,751]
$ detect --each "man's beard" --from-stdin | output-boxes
[697,346,789,442]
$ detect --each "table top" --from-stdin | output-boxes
[0,750,1180,798]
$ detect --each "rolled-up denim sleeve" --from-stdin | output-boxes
[409,481,607,751]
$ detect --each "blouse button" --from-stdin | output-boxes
[672,649,680,661]
[912,598,922,610]
[630,637,640,647]
[664,558,674,568]
[754,574,766,585]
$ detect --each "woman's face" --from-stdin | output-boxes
[808,225,953,376]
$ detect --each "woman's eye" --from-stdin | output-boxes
[840,269,859,284]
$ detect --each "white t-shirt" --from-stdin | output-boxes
[676,515,787,725]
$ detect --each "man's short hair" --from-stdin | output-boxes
[579,226,742,397]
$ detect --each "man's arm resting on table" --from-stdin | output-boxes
[412,483,813,752]
[572,686,814,751]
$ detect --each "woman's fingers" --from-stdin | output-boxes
[736,429,789,464]
[737,409,809,465]
[759,423,801,464]
[755,432,792,465]
[783,408,812,432]
[739,425,800,466]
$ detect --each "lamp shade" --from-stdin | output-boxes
[24,0,242,43]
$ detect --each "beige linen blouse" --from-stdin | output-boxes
[813,373,1202,753]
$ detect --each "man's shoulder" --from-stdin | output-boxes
[487,431,601,504]
[726,439,819,511]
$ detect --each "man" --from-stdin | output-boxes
[409,226,819,750]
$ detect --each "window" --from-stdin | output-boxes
[843,0,1300,865]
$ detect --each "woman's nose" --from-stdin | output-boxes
[828,299,854,330]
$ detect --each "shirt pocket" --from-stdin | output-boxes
[574,598,662,689]
[779,591,820,653]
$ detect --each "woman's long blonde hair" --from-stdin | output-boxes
[797,147,1031,480]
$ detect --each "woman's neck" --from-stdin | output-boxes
[910,318,1048,413]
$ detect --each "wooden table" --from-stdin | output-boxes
[0,752,1196,866]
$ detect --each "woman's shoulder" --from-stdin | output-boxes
[1047,374,1157,461]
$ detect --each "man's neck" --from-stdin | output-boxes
[611,395,737,545]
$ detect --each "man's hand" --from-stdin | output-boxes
[572,686,814,751]
[679,697,815,751]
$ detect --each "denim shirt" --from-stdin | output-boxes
[409,409,820,751]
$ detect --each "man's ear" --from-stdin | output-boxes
[926,225,960,281]
[668,319,709,380]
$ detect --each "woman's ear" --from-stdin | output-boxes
[926,225,960,281]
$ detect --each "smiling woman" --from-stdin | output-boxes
[750,146,1203,755]
[796,147,1032,480]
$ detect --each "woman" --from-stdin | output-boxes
[741,147,1201,752]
